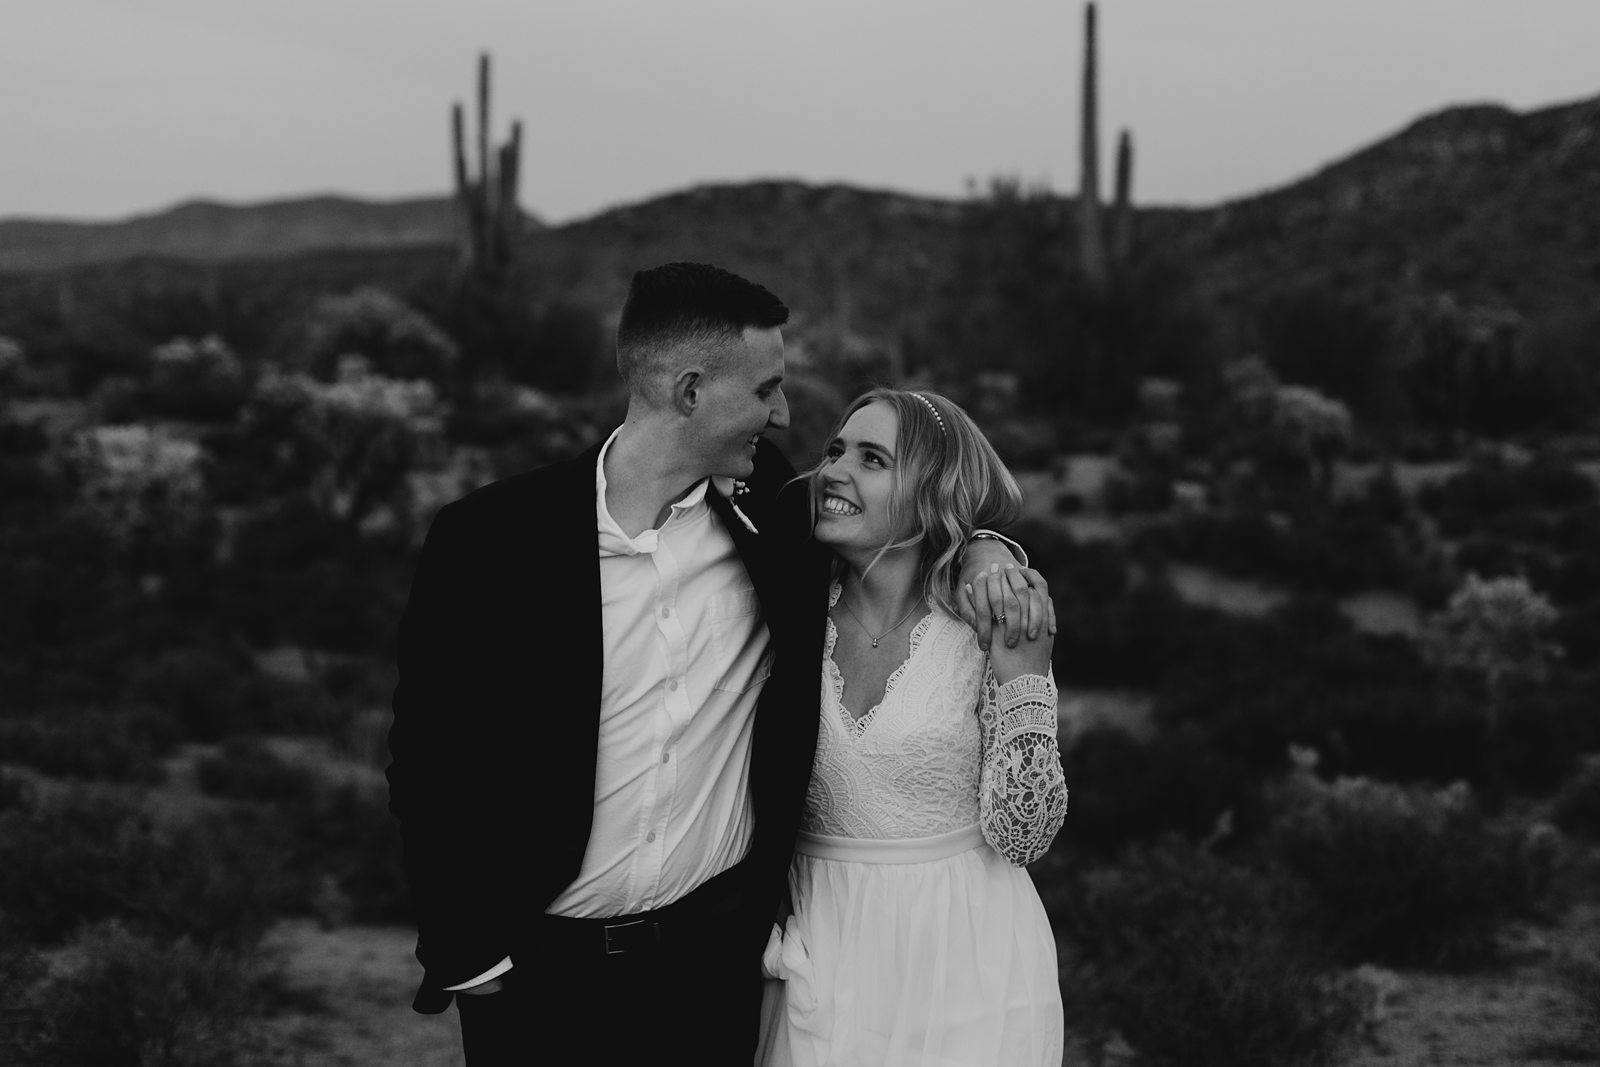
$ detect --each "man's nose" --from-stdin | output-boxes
[768,389,790,429]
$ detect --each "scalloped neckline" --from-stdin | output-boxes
[825,581,938,737]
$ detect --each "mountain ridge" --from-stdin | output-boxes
[3,91,1593,275]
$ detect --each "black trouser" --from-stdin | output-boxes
[455,862,769,1066]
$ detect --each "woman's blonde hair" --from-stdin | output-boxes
[803,388,1022,617]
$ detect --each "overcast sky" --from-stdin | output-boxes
[4,0,1597,224]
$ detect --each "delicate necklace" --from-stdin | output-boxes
[836,592,924,649]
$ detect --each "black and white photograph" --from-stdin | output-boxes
[2,1,1599,1064]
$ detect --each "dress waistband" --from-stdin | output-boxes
[795,823,984,864]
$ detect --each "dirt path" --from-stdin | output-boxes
[259,906,1598,1067]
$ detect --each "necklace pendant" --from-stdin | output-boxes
[871,638,879,648]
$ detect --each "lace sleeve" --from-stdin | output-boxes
[977,667,1067,866]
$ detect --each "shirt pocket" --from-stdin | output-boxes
[708,586,773,694]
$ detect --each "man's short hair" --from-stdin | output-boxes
[615,262,789,398]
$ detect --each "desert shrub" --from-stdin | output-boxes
[299,286,458,382]
[196,738,313,802]
[87,373,146,423]
[1004,518,1078,573]
[1552,761,1600,840]
[144,334,252,421]
[1421,459,1599,539]
[1062,725,1260,857]
[0,916,49,1065]
[0,789,291,948]
[235,674,354,738]
[1491,684,1591,792]
[1267,770,1546,966]
[217,501,403,654]
[1047,838,1363,1067]
[1451,534,1526,580]
[1133,507,1410,594]
[283,778,409,924]
[125,643,258,743]
[1103,468,1174,516]
[1151,607,1534,788]
[1552,601,1600,669]
[1054,580,1214,689]
[16,920,270,1067]
[0,708,176,782]
[1018,528,1129,611]
[0,772,34,814]
[1549,504,1600,556]
[510,300,612,394]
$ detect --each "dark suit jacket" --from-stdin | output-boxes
[387,437,829,1013]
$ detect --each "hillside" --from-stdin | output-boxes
[1147,95,1600,317]
[0,195,498,272]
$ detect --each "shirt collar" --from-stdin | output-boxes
[595,427,713,554]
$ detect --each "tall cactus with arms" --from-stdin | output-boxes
[452,52,522,286]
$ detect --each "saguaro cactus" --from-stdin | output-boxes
[452,52,522,285]
[1111,127,1134,264]
[1077,2,1107,287]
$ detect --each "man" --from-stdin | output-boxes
[387,263,1042,1065]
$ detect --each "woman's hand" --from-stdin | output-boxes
[984,585,1055,685]
[960,562,1056,652]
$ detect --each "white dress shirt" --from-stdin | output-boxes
[545,429,771,916]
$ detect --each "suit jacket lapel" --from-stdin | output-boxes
[531,442,607,728]
[706,484,775,607]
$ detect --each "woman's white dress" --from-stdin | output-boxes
[757,588,1069,1067]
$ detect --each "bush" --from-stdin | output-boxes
[145,335,252,421]
[299,287,458,382]
[196,738,313,802]
[0,708,176,782]
[1062,726,1261,857]
[1552,761,1600,840]
[1267,770,1546,966]
[0,789,291,948]
[125,644,258,743]
[0,917,48,1065]
[14,920,271,1067]
[1045,838,1363,1067]
[283,779,410,924]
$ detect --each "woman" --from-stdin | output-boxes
[759,389,1067,1066]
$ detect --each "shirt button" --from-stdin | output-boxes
[662,752,671,764]
[668,680,678,692]
[646,832,657,843]
[661,606,671,618]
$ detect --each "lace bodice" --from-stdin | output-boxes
[802,585,1068,866]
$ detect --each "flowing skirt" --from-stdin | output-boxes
[757,825,1063,1067]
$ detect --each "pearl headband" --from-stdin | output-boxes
[912,392,946,437]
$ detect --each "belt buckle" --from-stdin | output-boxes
[603,917,654,955]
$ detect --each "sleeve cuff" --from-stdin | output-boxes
[443,956,513,991]
[970,529,1028,568]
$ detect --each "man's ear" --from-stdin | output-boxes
[672,369,702,416]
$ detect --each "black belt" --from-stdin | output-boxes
[540,860,752,957]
